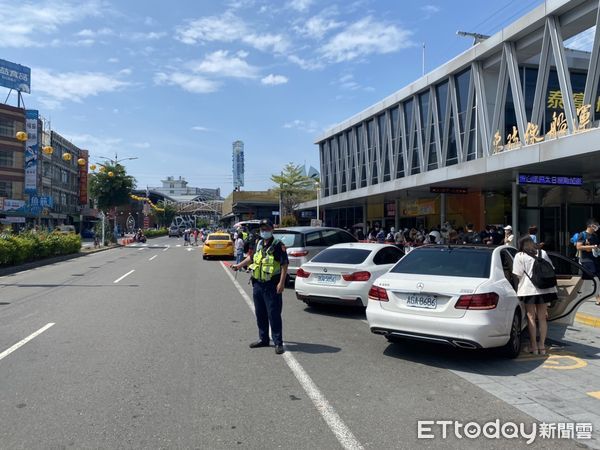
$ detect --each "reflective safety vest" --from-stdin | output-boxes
[249,239,281,282]
[242,231,248,241]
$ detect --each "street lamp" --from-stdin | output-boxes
[95,153,139,165]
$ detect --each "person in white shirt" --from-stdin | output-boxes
[503,225,515,246]
[512,237,557,355]
[234,234,245,264]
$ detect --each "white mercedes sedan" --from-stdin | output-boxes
[294,243,404,307]
[367,245,596,358]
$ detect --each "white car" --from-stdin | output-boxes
[294,243,404,307]
[367,245,597,358]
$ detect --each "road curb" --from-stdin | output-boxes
[0,245,118,278]
[575,312,600,329]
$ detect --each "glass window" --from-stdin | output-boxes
[305,231,323,246]
[373,247,404,265]
[311,248,371,264]
[455,69,471,129]
[391,247,492,278]
[321,229,356,246]
[274,232,303,247]
[0,118,18,138]
[0,150,13,167]
[208,235,231,241]
[0,181,13,197]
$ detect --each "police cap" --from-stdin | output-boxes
[259,218,274,229]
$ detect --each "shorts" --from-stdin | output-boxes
[580,258,600,279]
[519,293,558,305]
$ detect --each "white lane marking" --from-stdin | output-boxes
[163,247,169,252]
[137,248,145,251]
[113,270,135,284]
[176,244,182,248]
[149,255,158,261]
[0,323,55,362]
[220,262,363,450]
[187,248,193,252]
[360,319,368,324]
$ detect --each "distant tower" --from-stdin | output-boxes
[232,140,244,191]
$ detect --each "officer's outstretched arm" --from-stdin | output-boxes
[232,255,252,270]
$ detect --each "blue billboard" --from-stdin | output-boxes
[0,58,31,93]
[24,110,39,193]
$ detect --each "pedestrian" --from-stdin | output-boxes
[385,227,396,243]
[528,225,538,244]
[355,228,365,241]
[232,219,289,355]
[576,219,600,305]
[376,226,385,243]
[512,237,557,355]
[234,232,245,264]
[183,229,190,246]
[503,225,515,246]
[463,223,482,244]
[193,228,199,245]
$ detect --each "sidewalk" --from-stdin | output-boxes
[576,300,600,328]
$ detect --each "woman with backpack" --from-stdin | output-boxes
[512,237,557,355]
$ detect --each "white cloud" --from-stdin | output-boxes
[288,0,313,12]
[154,72,220,94]
[126,31,166,41]
[261,74,288,85]
[296,14,343,40]
[188,50,259,79]
[62,133,123,155]
[191,126,209,132]
[288,54,324,70]
[336,73,374,92]
[0,0,103,48]
[421,5,440,14]
[321,16,413,62]
[175,12,290,53]
[107,57,119,63]
[76,27,113,38]
[283,119,319,133]
[32,68,131,109]
[133,142,151,149]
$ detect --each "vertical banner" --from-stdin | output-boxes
[24,110,39,194]
[79,149,89,205]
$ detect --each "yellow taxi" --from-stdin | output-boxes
[202,232,234,260]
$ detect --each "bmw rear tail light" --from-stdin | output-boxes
[455,293,499,310]
[289,250,309,257]
[368,286,389,302]
[296,268,311,278]
[342,271,371,282]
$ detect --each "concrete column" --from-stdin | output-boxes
[394,199,400,231]
[512,181,519,245]
[440,193,447,226]
[362,200,367,234]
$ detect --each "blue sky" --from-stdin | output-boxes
[0,0,544,196]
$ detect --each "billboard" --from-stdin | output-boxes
[79,150,89,205]
[24,110,39,194]
[0,59,31,93]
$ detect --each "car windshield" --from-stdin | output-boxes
[311,248,371,264]
[390,247,492,278]
[273,232,303,247]
[208,235,230,241]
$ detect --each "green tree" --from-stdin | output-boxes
[89,163,136,210]
[154,201,177,227]
[271,163,317,217]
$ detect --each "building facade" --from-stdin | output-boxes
[221,190,279,227]
[152,176,221,199]
[232,140,244,191]
[302,0,600,255]
[0,103,26,226]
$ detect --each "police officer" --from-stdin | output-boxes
[232,219,288,354]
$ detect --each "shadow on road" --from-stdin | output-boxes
[284,341,341,354]
[300,303,366,321]
[0,283,140,288]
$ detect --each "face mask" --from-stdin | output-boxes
[260,231,273,240]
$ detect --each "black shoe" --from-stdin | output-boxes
[249,340,269,349]
[275,345,285,355]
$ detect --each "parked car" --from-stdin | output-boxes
[81,228,95,239]
[273,227,357,281]
[367,245,597,358]
[202,232,234,260]
[295,243,404,307]
[55,225,76,234]
[168,226,182,237]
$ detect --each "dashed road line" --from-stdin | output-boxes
[0,323,55,362]
[114,270,135,284]
[220,262,363,450]
[149,255,158,261]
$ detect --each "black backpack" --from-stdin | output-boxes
[526,251,557,289]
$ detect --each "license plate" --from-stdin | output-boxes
[316,274,339,284]
[214,244,224,249]
[405,294,437,309]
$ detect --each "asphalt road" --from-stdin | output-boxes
[0,236,584,449]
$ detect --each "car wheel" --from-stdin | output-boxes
[500,311,521,359]
[202,255,207,260]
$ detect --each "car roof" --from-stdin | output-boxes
[274,226,349,233]
[326,243,395,251]
[412,244,499,252]
[208,232,231,235]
